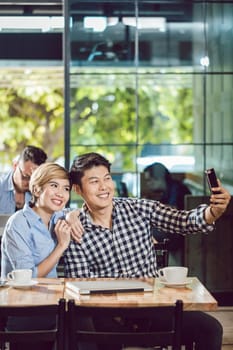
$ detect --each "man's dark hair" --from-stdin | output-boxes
[19,145,47,166]
[70,152,111,187]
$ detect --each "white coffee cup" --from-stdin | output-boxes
[158,266,188,284]
[7,269,32,284]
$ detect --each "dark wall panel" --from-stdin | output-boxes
[0,33,62,59]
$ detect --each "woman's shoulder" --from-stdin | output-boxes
[6,207,32,231]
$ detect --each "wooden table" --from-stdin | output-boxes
[64,277,218,311]
[0,277,217,311]
[0,278,64,306]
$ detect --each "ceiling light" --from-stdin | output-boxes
[0,16,63,32]
[200,56,209,67]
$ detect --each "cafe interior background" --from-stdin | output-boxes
[0,0,233,304]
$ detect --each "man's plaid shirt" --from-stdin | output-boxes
[64,198,213,277]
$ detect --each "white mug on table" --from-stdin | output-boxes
[7,269,32,284]
[158,266,188,284]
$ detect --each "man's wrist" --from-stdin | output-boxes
[209,206,217,218]
[205,206,216,224]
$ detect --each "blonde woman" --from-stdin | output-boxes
[1,162,76,279]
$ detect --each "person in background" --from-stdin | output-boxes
[65,152,230,350]
[0,145,47,214]
[142,162,191,209]
[142,162,191,265]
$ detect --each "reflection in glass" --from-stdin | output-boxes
[67,1,233,200]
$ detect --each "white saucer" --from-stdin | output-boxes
[159,279,192,288]
[7,280,38,289]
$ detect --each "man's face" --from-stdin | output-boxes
[74,165,115,211]
[13,160,39,192]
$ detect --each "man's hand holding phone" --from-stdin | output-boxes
[204,168,231,223]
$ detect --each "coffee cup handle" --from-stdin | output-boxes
[7,272,14,280]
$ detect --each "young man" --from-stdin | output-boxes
[65,152,230,350]
[0,145,47,214]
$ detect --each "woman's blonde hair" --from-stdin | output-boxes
[29,162,71,206]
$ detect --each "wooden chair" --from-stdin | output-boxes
[67,299,183,350]
[0,298,66,350]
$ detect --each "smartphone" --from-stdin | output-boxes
[205,168,220,194]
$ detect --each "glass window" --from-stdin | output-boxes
[65,0,233,202]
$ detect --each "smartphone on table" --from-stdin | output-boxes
[205,168,221,194]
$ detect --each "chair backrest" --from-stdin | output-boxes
[0,298,65,350]
[67,299,183,350]
[154,238,170,269]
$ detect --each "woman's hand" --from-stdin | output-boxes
[54,219,72,250]
[65,209,84,243]
[37,219,71,277]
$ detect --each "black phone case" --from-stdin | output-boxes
[205,168,220,194]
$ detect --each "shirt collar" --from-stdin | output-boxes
[81,198,119,226]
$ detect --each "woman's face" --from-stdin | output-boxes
[36,178,70,213]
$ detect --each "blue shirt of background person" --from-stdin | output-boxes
[0,171,32,214]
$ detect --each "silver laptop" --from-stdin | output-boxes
[66,279,153,295]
